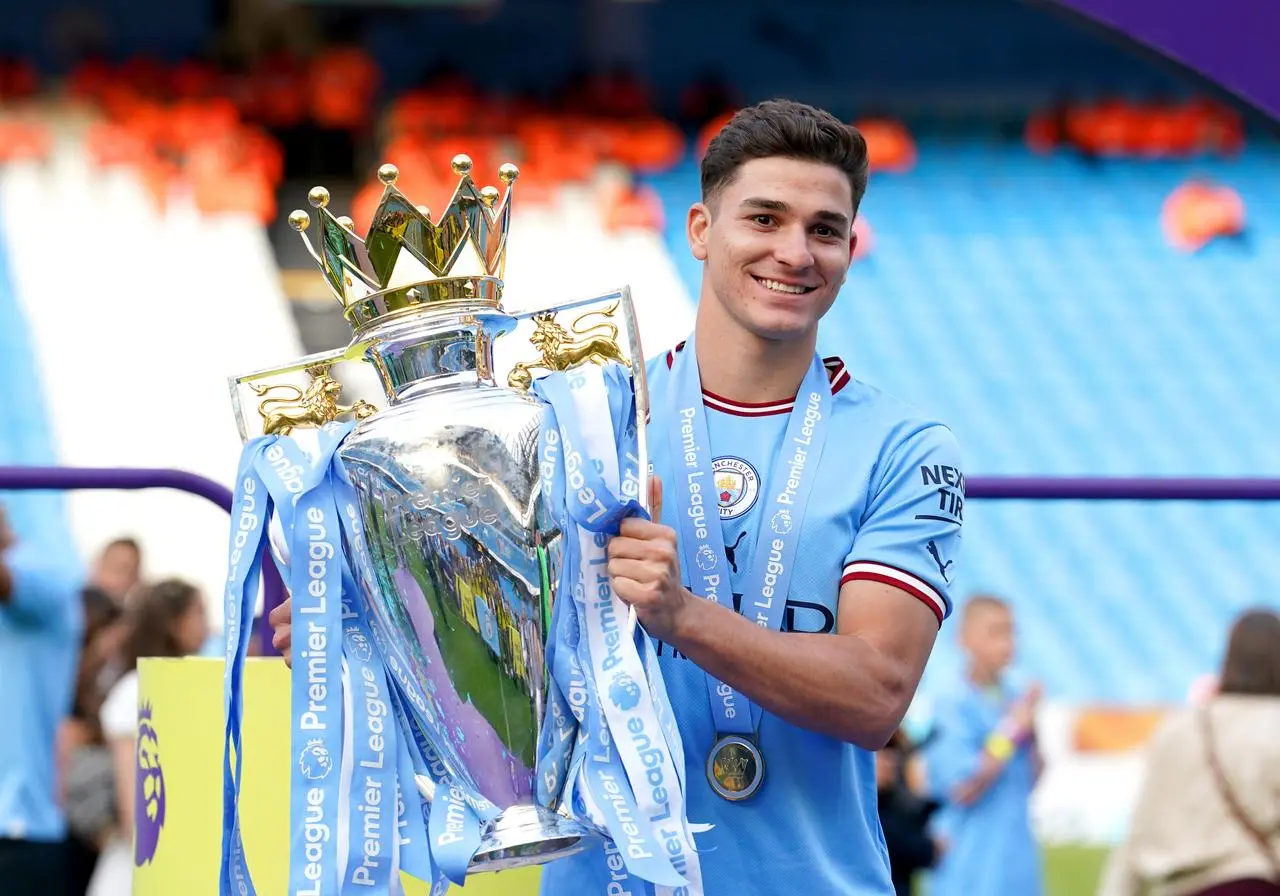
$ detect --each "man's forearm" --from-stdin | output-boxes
[664,591,913,750]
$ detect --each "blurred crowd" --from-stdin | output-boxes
[0,503,216,896]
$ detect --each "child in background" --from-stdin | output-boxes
[924,594,1045,896]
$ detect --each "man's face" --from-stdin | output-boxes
[688,156,856,343]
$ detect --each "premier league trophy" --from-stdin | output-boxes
[222,153,676,889]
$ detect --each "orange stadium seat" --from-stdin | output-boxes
[854,118,917,173]
[85,122,153,169]
[1042,98,1246,158]
[243,53,309,129]
[603,118,686,174]
[1023,110,1061,155]
[170,60,225,102]
[309,47,380,132]
[0,121,51,163]
[1161,179,1246,252]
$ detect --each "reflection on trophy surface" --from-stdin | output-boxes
[230,153,647,872]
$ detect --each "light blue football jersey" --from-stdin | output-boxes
[923,678,1043,896]
[0,541,83,843]
[540,343,965,896]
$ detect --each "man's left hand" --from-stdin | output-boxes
[607,477,691,642]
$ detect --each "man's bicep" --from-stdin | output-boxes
[836,577,940,700]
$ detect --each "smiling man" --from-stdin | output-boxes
[267,98,966,896]
[540,98,967,895]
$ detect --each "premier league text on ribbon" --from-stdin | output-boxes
[586,532,684,853]
[223,475,260,661]
[264,442,307,496]
[751,389,823,625]
[343,605,393,887]
[296,504,336,893]
[677,407,724,603]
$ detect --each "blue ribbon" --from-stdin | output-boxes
[220,423,449,896]
[533,364,704,894]
[220,440,272,896]
[667,335,831,736]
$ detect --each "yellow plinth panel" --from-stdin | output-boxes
[133,656,541,895]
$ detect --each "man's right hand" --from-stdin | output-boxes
[269,597,293,667]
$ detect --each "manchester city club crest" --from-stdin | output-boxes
[713,456,760,520]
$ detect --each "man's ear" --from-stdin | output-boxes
[688,202,711,261]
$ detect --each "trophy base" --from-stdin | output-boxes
[468,804,595,874]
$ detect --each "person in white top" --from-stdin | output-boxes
[1098,608,1280,896]
[88,579,208,896]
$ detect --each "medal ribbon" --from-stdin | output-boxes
[220,439,273,896]
[667,334,831,736]
[533,364,706,895]
[220,423,449,896]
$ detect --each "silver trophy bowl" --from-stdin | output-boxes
[337,306,587,871]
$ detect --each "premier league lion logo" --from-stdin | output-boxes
[299,738,335,782]
[607,672,643,711]
[696,544,718,571]
[346,625,374,663]
[771,509,794,535]
[135,703,166,866]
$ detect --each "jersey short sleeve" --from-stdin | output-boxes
[841,422,964,623]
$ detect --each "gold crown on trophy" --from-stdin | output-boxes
[288,154,518,331]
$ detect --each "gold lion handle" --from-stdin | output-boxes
[506,300,631,392]
[249,362,379,436]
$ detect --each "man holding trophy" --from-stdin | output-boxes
[253,98,962,896]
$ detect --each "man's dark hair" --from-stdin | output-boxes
[700,99,870,215]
